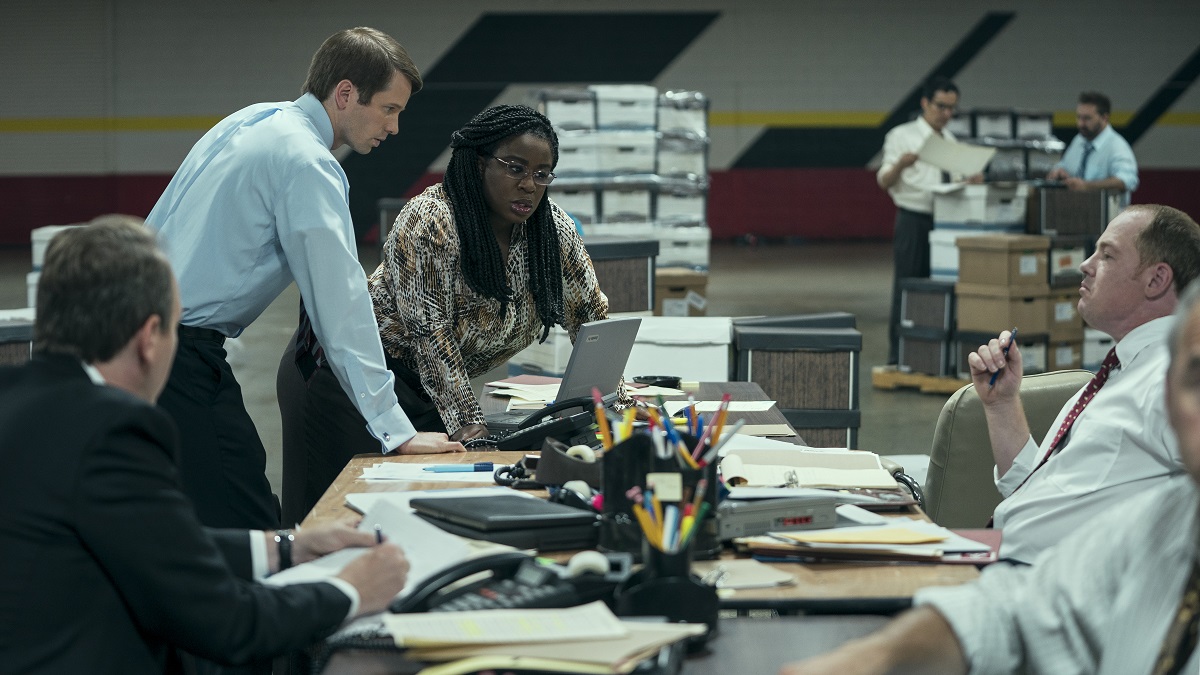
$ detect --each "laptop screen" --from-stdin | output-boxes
[555,317,642,403]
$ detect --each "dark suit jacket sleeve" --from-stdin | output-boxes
[71,405,352,665]
[206,528,254,580]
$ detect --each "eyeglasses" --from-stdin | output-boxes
[928,101,957,113]
[487,155,556,186]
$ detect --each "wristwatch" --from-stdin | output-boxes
[274,530,294,570]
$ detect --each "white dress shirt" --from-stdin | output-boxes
[918,475,1200,675]
[146,93,414,450]
[993,316,1183,563]
[876,116,957,214]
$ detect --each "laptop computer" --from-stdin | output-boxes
[485,317,641,432]
[410,493,601,551]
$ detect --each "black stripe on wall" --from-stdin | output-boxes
[1122,43,1200,144]
[733,11,1015,169]
[343,11,719,234]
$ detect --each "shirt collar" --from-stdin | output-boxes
[81,361,105,385]
[915,115,951,139]
[1115,315,1173,367]
[294,92,335,150]
[1087,124,1115,151]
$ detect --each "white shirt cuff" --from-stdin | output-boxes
[323,577,362,621]
[250,531,270,580]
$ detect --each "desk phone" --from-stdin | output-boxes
[390,551,630,614]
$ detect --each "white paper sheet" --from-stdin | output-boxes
[664,400,775,416]
[382,600,627,647]
[344,486,536,515]
[917,133,996,176]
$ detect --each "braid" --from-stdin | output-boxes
[445,105,565,341]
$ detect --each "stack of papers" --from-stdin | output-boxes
[389,601,705,675]
[486,375,561,411]
[720,447,898,490]
[738,517,996,564]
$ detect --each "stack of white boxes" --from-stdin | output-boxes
[28,224,82,307]
[929,184,1028,281]
[537,85,710,271]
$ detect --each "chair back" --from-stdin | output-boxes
[923,369,1094,528]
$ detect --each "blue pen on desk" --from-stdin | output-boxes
[988,327,1019,387]
[373,524,383,544]
[422,462,494,473]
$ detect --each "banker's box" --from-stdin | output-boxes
[955,283,1049,334]
[1048,340,1083,370]
[624,316,731,382]
[933,184,1027,227]
[956,234,1050,288]
[655,268,707,317]
[1047,291,1083,342]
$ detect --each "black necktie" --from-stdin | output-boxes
[1078,141,1094,177]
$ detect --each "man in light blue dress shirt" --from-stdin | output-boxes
[1047,91,1139,207]
[146,28,463,531]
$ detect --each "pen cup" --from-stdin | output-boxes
[615,538,719,651]
[598,434,720,560]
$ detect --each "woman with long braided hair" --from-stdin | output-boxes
[280,105,611,517]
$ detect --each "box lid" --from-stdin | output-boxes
[956,234,1050,252]
[955,282,1050,299]
[735,327,862,352]
[635,316,730,345]
[655,268,707,284]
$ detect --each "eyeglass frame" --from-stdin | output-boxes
[484,154,556,186]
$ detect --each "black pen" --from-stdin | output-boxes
[373,524,383,545]
[988,327,1018,387]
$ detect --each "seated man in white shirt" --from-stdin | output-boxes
[778,277,1200,675]
[971,204,1200,563]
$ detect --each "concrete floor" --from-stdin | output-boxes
[1,239,949,493]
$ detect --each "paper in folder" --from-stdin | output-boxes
[719,447,898,490]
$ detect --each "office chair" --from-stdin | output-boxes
[922,369,1094,528]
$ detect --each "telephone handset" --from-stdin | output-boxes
[495,396,596,451]
[388,550,624,614]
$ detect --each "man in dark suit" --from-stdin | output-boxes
[0,219,410,673]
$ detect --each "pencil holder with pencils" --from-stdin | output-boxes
[615,536,720,650]
[597,434,721,560]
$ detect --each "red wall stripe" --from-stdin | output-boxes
[1,169,1197,245]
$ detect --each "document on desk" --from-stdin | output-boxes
[407,621,705,672]
[917,133,996,176]
[720,448,898,489]
[345,486,535,515]
[664,400,776,416]
[741,518,995,563]
[264,500,503,602]
[360,463,498,483]
[382,600,627,647]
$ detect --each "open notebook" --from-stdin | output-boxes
[720,447,898,490]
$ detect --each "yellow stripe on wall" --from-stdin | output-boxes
[0,116,222,133]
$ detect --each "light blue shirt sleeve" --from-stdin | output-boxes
[275,158,416,451]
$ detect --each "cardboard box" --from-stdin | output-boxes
[972,109,1014,139]
[555,132,598,175]
[655,225,710,271]
[929,228,1022,281]
[1048,340,1083,371]
[655,189,706,224]
[654,268,708,317]
[1047,291,1083,341]
[955,283,1050,334]
[600,186,652,222]
[589,84,658,129]
[956,234,1050,287]
[540,94,596,130]
[594,130,656,174]
[552,188,598,225]
[1048,236,1091,288]
[32,224,82,270]
[934,184,1027,227]
[624,316,731,382]
[508,325,573,376]
[1015,111,1053,138]
[900,278,956,331]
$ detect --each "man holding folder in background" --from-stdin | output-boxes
[967,204,1200,563]
[877,77,981,367]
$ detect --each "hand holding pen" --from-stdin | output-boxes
[988,327,1018,387]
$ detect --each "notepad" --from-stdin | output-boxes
[382,600,627,647]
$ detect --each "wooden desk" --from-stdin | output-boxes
[319,615,891,674]
[303,382,977,612]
